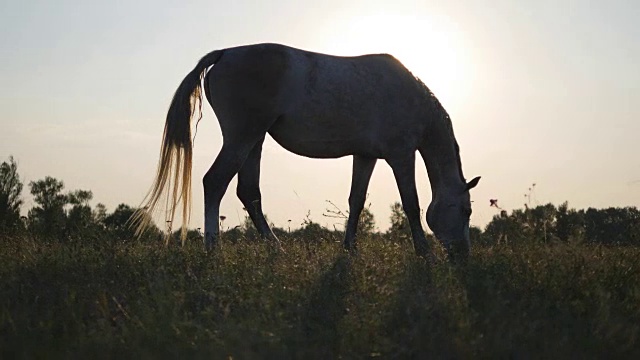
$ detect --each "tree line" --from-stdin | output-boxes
[0,156,162,242]
[479,202,640,246]
[1,156,638,246]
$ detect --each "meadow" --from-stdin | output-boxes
[1,235,639,358]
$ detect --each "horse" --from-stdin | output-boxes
[134,43,480,259]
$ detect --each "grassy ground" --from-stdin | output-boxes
[1,235,639,358]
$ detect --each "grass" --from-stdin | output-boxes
[1,235,639,358]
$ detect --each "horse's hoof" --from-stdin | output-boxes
[343,242,358,256]
[204,233,216,253]
[415,245,435,264]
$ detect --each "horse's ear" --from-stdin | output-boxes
[465,176,481,191]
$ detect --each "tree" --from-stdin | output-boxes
[387,202,411,243]
[291,211,336,242]
[356,207,376,235]
[67,190,92,206]
[28,177,67,237]
[584,207,640,245]
[555,202,585,243]
[93,203,108,227]
[104,203,162,242]
[469,226,483,245]
[104,204,136,240]
[0,156,24,232]
[342,205,376,237]
[481,202,640,246]
[293,221,334,242]
[66,190,94,235]
[527,203,559,243]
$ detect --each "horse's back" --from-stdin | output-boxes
[206,43,431,158]
[208,43,418,112]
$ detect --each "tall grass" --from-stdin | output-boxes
[1,235,639,358]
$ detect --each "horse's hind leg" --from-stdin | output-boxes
[344,155,377,251]
[203,139,262,251]
[236,135,281,245]
[386,153,430,257]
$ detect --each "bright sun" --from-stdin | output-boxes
[321,12,470,109]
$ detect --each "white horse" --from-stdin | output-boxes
[135,43,480,259]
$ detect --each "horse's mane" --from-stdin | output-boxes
[415,77,466,183]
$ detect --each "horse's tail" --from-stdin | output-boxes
[131,50,225,245]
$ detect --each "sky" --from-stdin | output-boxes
[1,0,639,232]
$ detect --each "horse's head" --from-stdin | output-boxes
[426,176,480,260]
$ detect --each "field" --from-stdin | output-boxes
[1,235,640,358]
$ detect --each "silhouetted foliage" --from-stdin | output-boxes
[272,226,289,240]
[387,202,411,243]
[469,226,483,244]
[104,204,136,235]
[28,177,67,237]
[355,207,376,235]
[3,158,640,248]
[481,203,640,246]
[291,213,338,243]
[26,177,101,239]
[0,156,23,233]
[583,207,640,245]
[0,160,163,242]
[221,226,244,243]
[104,204,162,242]
[168,228,204,246]
[93,203,108,227]
[555,202,586,242]
[66,190,94,236]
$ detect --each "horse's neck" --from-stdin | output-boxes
[421,119,465,200]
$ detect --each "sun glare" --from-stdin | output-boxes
[321,13,470,108]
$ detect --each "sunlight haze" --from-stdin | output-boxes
[1,0,638,232]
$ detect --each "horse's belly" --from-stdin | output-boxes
[267,115,368,159]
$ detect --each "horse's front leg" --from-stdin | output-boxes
[386,153,430,258]
[343,155,377,251]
